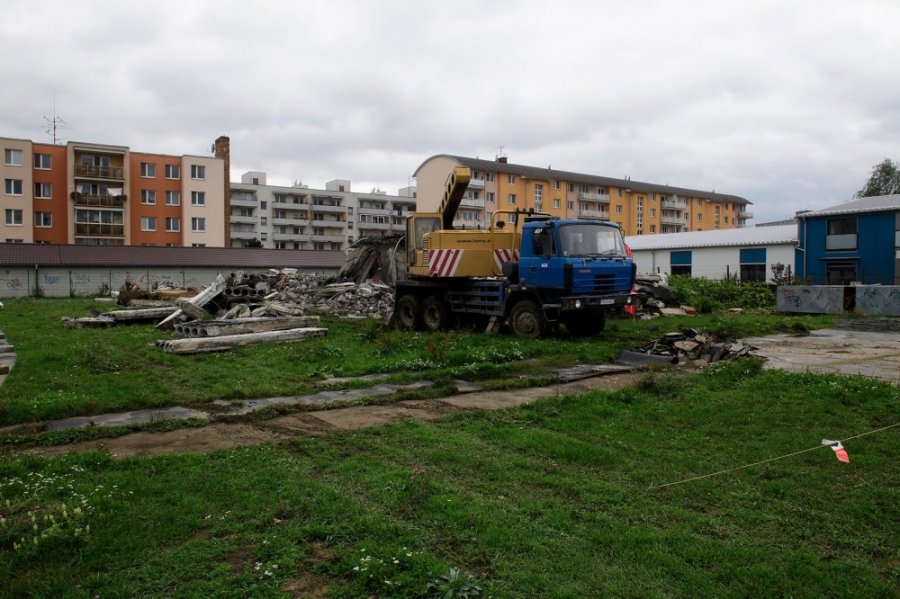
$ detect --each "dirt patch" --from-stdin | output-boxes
[281,572,330,598]
[222,542,256,575]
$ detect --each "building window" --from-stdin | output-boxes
[165,217,180,232]
[260,216,268,225]
[190,164,206,180]
[670,250,692,276]
[486,192,495,203]
[260,232,268,240]
[191,243,206,247]
[140,190,156,204]
[485,172,494,182]
[140,216,157,231]
[508,174,516,184]
[140,162,156,177]
[534,184,543,203]
[615,205,623,215]
[4,149,22,166]
[164,164,181,179]
[826,260,857,285]
[191,191,206,206]
[617,188,623,197]
[580,184,589,193]
[165,191,180,206]
[739,248,767,282]
[5,209,23,225]
[826,217,857,251]
[34,153,51,169]
[34,211,52,228]
[554,180,560,190]
[34,183,52,199]
[568,183,574,193]
[650,224,656,233]
[553,198,560,209]
[508,193,517,205]
[4,179,22,196]
[697,213,703,222]
[567,200,574,211]
[650,208,656,217]
[191,217,206,232]
[260,200,267,210]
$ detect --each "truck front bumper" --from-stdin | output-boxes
[559,292,635,311]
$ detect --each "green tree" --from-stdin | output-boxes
[855,158,900,198]
[246,238,263,248]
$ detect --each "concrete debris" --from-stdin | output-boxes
[631,329,755,365]
[155,327,328,354]
[337,234,406,286]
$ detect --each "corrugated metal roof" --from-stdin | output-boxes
[0,244,347,268]
[798,194,900,218]
[625,224,797,251]
[415,154,751,206]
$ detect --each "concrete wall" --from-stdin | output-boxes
[777,285,900,315]
[632,243,795,283]
[0,264,340,298]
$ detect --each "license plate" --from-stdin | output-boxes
[600,298,615,305]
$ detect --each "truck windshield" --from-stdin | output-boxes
[558,224,626,258]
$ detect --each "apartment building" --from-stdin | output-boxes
[229,172,416,250]
[1,135,228,247]
[414,155,752,236]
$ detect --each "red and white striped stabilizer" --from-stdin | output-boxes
[493,248,519,272]
[428,249,463,277]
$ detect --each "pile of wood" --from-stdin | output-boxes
[635,329,755,364]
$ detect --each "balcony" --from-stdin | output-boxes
[358,221,391,230]
[311,234,346,243]
[75,223,124,237]
[579,209,609,220]
[272,200,308,211]
[469,178,485,189]
[273,217,309,226]
[461,198,485,208]
[737,210,753,220]
[273,232,309,241]
[359,208,390,216]
[661,198,688,210]
[310,204,345,214]
[231,195,257,208]
[230,215,256,224]
[230,230,258,241]
[578,192,611,203]
[661,214,689,225]
[311,218,345,227]
[74,164,125,181]
[72,193,126,208]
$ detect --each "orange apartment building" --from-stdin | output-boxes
[414,155,753,236]
[1,136,228,247]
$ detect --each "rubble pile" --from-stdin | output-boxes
[634,329,755,364]
[336,235,406,286]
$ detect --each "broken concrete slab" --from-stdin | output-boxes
[46,406,209,432]
[156,327,328,354]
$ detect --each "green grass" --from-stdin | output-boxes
[0,361,896,597]
[0,299,835,424]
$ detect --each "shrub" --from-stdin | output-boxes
[668,276,775,310]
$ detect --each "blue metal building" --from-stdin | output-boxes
[795,195,900,285]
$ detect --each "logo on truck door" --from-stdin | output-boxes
[428,249,463,277]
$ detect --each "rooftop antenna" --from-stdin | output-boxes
[43,92,66,145]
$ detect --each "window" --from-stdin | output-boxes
[615,205,623,215]
[34,153,51,169]
[826,217,857,250]
[165,191,180,206]
[34,183,52,198]
[140,190,156,204]
[4,149,22,166]
[5,209,23,225]
[553,198,560,209]
[165,217,180,232]
[260,216,268,225]
[191,217,206,232]
[554,180,560,190]
[581,184,589,193]
[164,164,180,179]
[261,232,268,240]
[190,164,205,179]
[740,248,767,282]
[617,188,623,197]
[534,184,543,203]
[140,216,156,231]
[4,179,22,195]
[485,172,494,182]
[508,174,516,184]
[650,224,656,233]
[191,243,206,247]
[5,239,23,243]
[568,183,574,193]
[650,208,656,217]
[34,212,52,227]
[567,200,574,210]
[826,260,857,285]
[670,250,692,276]
[724,216,728,224]
[260,200,267,209]
[191,191,205,206]
[486,192,495,203]
[140,162,156,177]
[508,193,517,205]
[697,213,703,222]
[275,241,286,249]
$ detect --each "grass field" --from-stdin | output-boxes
[0,298,835,424]
[0,359,896,597]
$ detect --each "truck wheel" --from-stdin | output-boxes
[394,295,423,331]
[509,300,548,339]
[564,310,605,336]
[422,295,451,331]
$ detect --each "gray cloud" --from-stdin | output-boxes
[2,0,898,222]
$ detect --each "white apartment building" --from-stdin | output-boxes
[229,172,416,250]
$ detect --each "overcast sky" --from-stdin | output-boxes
[2,0,898,223]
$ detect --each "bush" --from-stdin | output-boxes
[667,276,775,310]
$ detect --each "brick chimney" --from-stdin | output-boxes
[214,136,231,246]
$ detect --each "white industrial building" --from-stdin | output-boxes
[625,224,798,283]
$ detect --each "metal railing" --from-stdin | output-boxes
[74,223,124,237]
[72,193,126,208]
[74,164,124,180]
